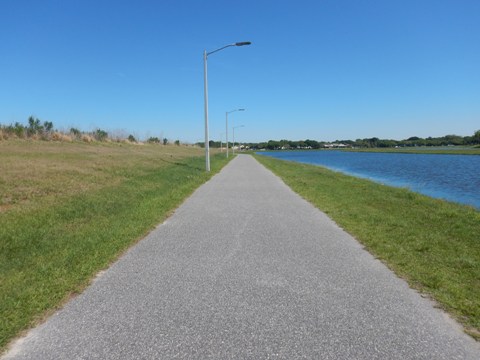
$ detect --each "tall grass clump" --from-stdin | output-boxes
[0,117,159,144]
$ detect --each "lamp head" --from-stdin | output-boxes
[235,42,251,46]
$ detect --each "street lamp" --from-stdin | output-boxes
[226,108,245,158]
[203,42,251,171]
[232,125,245,155]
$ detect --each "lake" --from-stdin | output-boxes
[257,150,480,209]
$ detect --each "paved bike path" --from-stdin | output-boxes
[4,155,479,359]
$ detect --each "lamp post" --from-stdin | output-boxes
[232,125,245,155]
[226,108,245,158]
[203,42,251,171]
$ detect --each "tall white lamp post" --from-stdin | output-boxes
[203,42,251,171]
[226,108,245,158]
[232,125,245,155]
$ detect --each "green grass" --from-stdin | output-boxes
[254,154,480,339]
[0,140,230,351]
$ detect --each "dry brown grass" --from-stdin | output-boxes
[51,132,73,142]
[81,134,94,142]
[0,140,203,214]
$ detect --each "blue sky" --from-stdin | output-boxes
[1,0,479,143]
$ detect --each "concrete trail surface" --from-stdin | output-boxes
[3,155,479,359]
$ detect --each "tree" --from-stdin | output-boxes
[425,137,440,147]
[163,138,168,145]
[174,140,180,146]
[266,140,280,150]
[304,139,320,149]
[289,141,299,149]
[128,134,137,142]
[27,116,42,135]
[473,130,480,145]
[43,121,53,133]
[367,137,379,148]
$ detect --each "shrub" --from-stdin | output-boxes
[70,128,81,139]
[10,122,26,138]
[147,137,160,143]
[94,129,108,141]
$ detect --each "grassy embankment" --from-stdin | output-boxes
[0,140,230,351]
[254,154,480,339]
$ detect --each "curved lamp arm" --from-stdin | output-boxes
[207,42,251,57]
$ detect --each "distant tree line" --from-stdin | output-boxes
[240,131,480,150]
[197,130,480,150]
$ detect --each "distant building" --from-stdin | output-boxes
[323,143,348,148]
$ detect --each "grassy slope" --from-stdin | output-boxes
[254,154,480,339]
[0,141,230,350]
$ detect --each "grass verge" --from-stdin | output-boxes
[254,154,480,339]
[0,141,230,351]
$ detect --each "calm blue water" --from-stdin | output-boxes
[258,151,480,209]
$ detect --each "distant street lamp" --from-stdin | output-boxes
[232,125,245,155]
[226,108,245,158]
[203,42,251,171]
